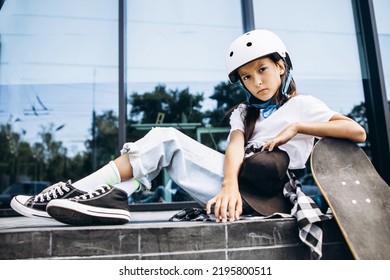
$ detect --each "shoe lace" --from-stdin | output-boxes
[34,182,70,202]
[74,184,111,200]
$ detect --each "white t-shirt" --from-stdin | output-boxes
[229,94,338,169]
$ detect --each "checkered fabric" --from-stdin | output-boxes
[169,171,333,259]
[284,171,333,259]
[169,207,212,222]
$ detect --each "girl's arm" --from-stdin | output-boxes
[262,114,367,151]
[206,129,245,223]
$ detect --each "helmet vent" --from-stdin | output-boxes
[246,42,252,47]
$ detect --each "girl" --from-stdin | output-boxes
[11,30,366,225]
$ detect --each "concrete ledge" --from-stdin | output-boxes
[0,211,352,260]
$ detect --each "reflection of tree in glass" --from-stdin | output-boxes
[1,83,383,192]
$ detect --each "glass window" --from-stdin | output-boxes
[126,0,242,203]
[0,0,118,189]
[127,0,241,85]
[373,0,390,103]
[253,0,365,116]
[0,0,118,154]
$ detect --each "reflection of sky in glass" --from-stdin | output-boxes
[0,0,119,154]
[254,0,361,78]
[373,0,390,100]
[0,0,389,154]
[126,0,241,83]
[0,0,118,84]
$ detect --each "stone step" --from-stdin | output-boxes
[0,211,352,260]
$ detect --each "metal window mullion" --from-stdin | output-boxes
[352,0,390,185]
[241,0,255,33]
[118,0,127,151]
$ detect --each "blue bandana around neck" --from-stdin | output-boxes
[238,83,280,119]
[249,97,280,119]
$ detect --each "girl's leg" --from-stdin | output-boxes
[121,127,225,206]
[113,153,134,180]
[71,156,138,195]
[13,127,223,222]
[69,127,224,205]
[72,161,121,190]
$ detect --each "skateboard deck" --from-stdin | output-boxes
[310,137,390,260]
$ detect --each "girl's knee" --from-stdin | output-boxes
[147,127,180,141]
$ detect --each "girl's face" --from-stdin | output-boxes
[238,57,285,102]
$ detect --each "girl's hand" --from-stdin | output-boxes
[206,184,242,223]
[262,123,298,151]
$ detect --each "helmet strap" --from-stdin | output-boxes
[282,68,293,96]
[281,56,293,97]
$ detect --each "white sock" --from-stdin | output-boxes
[113,179,140,196]
[73,161,121,191]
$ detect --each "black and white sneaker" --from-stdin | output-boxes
[10,181,86,218]
[46,184,131,226]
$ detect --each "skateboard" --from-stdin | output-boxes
[310,137,390,260]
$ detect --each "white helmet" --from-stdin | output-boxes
[226,29,292,83]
